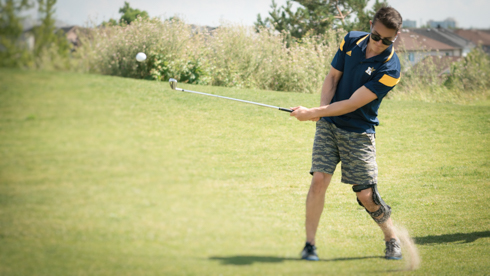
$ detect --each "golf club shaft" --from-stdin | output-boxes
[174,87,293,113]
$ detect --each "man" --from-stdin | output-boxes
[290,6,403,261]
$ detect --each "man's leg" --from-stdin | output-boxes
[355,188,396,241]
[302,120,339,260]
[355,186,402,260]
[306,172,333,245]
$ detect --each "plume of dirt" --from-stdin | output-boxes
[394,223,421,271]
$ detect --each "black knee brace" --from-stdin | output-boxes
[352,184,392,224]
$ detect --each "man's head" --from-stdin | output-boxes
[368,6,403,54]
[373,6,403,32]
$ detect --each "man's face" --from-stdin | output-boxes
[369,21,398,54]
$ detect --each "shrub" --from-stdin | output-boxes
[392,46,490,103]
[79,17,207,83]
[445,46,490,92]
[77,18,342,93]
[75,17,488,101]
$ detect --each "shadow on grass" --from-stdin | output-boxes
[209,255,383,265]
[414,231,490,245]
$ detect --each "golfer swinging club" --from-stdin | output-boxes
[290,6,403,260]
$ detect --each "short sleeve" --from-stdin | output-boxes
[364,70,401,99]
[330,33,350,72]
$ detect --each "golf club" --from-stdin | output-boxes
[168,78,293,113]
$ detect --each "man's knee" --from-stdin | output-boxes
[352,184,392,224]
[310,172,331,193]
[355,189,376,208]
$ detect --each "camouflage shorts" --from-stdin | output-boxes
[310,120,378,185]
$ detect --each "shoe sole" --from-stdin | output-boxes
[302,256,319,261]
[385,256,402,260]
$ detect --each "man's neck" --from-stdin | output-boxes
[365,44,379,59]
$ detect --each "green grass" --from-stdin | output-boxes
[0,68,489,276]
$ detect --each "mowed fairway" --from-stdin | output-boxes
[0,69,489,275]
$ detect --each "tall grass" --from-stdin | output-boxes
[76,18,203,80]
[391,46,490,103]
[72,17,489,100]
[76,17,342,94]
[445,47,490,92]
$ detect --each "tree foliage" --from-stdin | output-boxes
[0,0,33,67]
[0,0,71,68]
[30,0,70,66]
[119,1,148,24]
[34,0,68,55]
[102,1,149,26]
[255,0,388,40]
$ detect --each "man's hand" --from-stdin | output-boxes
[290,106,318,121]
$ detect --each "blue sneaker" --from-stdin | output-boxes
[301,242,319,261]
[385,238,402,260]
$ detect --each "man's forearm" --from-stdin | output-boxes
[311,85,379,118]
[290,85,378,121]
[311,100,358,118]
[320,74,337,107]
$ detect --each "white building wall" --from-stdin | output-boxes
[399,50,455,67]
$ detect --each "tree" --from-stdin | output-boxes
[342,0,387,32]
[256,1,309,39]
[256,0,388,40]
[0,0,33,67]
[34,0,55,56]
[33,0,70,57]
[100,2,149,26]
[118,1,148,25]
[0,0,31,38]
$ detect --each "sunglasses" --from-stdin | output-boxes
[370,30,397,46]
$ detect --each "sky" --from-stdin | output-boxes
[37,0,490,29]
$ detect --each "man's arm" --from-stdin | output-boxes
[321,67,343,106]
[306,67,343,121]
[291,86,378,121]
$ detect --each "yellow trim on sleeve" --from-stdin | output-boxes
[356,34,369,45]
[340,38,345,51]
[379,74,400,87]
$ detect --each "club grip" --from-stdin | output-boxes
[279,107,294,113]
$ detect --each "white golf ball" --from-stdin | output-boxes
[136,52,147,62]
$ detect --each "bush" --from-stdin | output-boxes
[75,17,489,101]
[78,17,208,84]
[77,17,342,93]
[391,46,490,103]
[445,46,490,92]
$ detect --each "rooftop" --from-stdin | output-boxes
[411,28,473,49]
[453,29,490,46]
[394,30,455,52]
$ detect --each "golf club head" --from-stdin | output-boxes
[169,78,177,90]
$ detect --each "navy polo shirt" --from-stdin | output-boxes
[323,31,401,133]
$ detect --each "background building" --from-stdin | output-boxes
[454,29,490,55]
[403,19,417,29]
[427,18,457,29]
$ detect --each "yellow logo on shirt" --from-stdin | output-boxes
[365,67,375,75]
[346,51,352,56]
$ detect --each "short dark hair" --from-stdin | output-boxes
[373,6,403,32]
